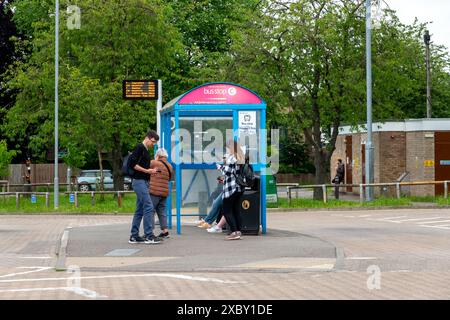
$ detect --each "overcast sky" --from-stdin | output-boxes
[388,0,450,50]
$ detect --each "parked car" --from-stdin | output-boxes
[77,170,132,191]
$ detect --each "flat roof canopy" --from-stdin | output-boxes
[339,118,450,135]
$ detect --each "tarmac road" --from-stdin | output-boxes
[0,208,449,299]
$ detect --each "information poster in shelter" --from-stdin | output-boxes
[238,111,257,135]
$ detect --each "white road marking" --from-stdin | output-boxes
[358,215,372,218]
[421,225,450,230]
[394,217,443,223]
[0,256,52,259]
[0,267,52,279]
[0,287,107,299]
[345,257,377,260]
[0,273,246,284]
[418,219,450,225]
[367,216,407,222]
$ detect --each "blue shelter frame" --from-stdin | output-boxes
[159,82,267,235]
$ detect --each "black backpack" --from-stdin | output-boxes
[122,152,135,177]
[235,153,255,188]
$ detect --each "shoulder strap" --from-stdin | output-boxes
[158,159,172,180]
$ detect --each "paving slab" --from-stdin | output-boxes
[65,223,337,272]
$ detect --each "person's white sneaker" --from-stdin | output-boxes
[207,226,222,233]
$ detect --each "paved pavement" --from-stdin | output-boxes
[0,208,450,299]
[65,224,336,273]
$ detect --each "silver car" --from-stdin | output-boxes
[77,170,132,191]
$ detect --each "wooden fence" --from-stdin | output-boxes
[2,164,80,186]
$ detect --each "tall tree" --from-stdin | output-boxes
[221,0,450,199]
[0,1,19,155]
[3,0,183,190]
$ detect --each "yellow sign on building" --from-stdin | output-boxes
[424,160,435,167]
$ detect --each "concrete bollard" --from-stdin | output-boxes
[445,181,448,199]
[322,185,327,203]
[16,192,19,209]
[359,185,364,204]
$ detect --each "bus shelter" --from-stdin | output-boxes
[160,83,267,234]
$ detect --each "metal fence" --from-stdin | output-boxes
[286,180,450,204]
[62,191,135,208]
[3,180,449,210]
[0,190,135,209]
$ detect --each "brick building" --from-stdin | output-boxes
[331,119,450,197]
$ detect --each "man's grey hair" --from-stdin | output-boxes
[155,148,168,158]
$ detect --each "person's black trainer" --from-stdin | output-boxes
[144,235,162,244]
[158,231,170,239]
[129,235,145,244]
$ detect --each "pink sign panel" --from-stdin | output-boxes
[178,84,262,105]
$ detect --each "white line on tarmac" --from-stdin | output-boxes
[345,257,377,260]
[417,220,450,225]
[376,216,408,220]
[421,225,450,230]
[0,287,107,299]
[0,273,246,284]
[367,216,408,222]
[0,256,52,259]
[394,217,443,223]
[0,267,52,279]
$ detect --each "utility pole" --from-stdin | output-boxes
[365,0,374,201]
[424,30,431,118]
[54,0,59,208]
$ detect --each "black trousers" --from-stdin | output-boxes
[222,191,243,232]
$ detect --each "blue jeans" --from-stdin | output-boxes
[150,194,168,230]
[130,179,154,237]
[204,192,223,224]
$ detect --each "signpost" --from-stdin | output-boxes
[123,79,162,149]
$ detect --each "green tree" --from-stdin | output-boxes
[165,0,260,88]
[220,0,450,199]
[3,0,183,190]
[0,140,16,177]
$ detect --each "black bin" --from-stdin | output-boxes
[239,190,260,235]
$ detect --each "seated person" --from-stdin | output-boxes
[198,176,224,229]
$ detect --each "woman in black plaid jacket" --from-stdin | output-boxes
[217,139,245,240]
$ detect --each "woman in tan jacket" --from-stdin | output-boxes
[149,148,173,239]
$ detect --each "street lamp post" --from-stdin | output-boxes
[365,0,374,201]
[424,30,431,118]
[54,0,59,208]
